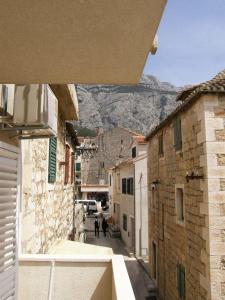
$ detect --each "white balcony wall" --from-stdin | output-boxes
[18,254,135,300]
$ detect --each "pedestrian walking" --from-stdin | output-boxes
[94,216,100,237]
[102,217,108,237]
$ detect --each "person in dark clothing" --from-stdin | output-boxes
[102,218,108,237]
[94,216,100,237]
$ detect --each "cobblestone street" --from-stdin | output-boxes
[84,215,155,300]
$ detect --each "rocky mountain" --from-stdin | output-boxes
[75,75,180,135]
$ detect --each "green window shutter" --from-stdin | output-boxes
[76,162,81,172]
[122,178,126,194]
[177,264,185,299]
[48,137,57,183]
[158,134,164,155]
[174,116,182,151]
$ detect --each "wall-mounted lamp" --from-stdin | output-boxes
[186,171,204,183]
[151,180,160,190]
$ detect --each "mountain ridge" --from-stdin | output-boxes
[75,75,180,135]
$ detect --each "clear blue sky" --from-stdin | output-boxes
[143,0,225,87]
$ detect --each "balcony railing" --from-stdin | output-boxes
[18,254,135,300]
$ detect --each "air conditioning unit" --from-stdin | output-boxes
[0,84,15,118]
[13,84,58,137]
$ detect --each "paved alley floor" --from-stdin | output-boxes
[84,215,155,300]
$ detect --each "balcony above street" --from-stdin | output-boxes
[19,254,135,300]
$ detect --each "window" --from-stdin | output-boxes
[174,116,182,151]
[152,241,157,280]
[127,178,134,195]
[132,147,137,158]
[123,214,127,231]
[109,174,112,186]
[122,178,126,194]
[177,264,185,299]
[158,133,164,156]
[116,173,120,191]
[151,187,156,209]
[64,145,70,185]
[1,85,8,116]
[71,153,75,184]
[48,137,57,183]
[176,187,184,224]
[76,162,81,172]
[100,161,105,169]
[113,203,116,213]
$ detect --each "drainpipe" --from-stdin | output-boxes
[139,173,143,257]
[134,163,136,255]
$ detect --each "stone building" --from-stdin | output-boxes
[146,70,225,300]
[108,135,148,255]
[20,84,79,254]
[81,127,141,201]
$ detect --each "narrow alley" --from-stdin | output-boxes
[84,214,155,300]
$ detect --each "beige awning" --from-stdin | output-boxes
[0,0,166,84]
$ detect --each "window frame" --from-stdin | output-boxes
[123,214,127,231]
[76,162,81,172]
[122,178,127,194]
[1,85,8,116]
[132,146,137,158]
[158,133,164,156]
[48,137,57,183]
[174,116,182,151]
[127,177,134,195]
[64,144,70,185]
[70,152,75,184]
[152,241,157,282]
[177,263,186,300]
[175,184,185,226]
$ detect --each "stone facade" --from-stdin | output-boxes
[147,93,225,300]
[109,135,147,254]
[109,160,135,251]
[82,127,140,185]
[134,154,148,257]
[21,114,75,254]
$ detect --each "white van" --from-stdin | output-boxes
[75,200,97,213]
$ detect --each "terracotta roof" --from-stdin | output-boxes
[177,69,225,102]
[146,70,225,141]
[132,135,147,144]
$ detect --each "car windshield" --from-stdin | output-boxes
[89,201,95,205]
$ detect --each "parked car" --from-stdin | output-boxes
[88,200,97,213]
[75,200,97,213]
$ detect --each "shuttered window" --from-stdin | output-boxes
[123,214,127,231]
[132,147,136,158]
[158,133,164,156]
[71,153,75,184]
[152,241,157,280]
[0,142,19,300]
[64,145,70,185]
[76,162,81,172]
[122,178,126,194]
[1,85,8,116]
[127,178,134,195]
[174,116,182,151]
[177,264,185,299]
[48,137,57,183]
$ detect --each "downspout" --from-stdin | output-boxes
[134,162,136,255]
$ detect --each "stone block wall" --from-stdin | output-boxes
[21,116,75,254]
[202,94,225,300]
[148,97,208,300]
[82,127,137,185]
[148,93,225,299]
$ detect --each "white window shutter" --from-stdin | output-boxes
[0,142,19,300]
